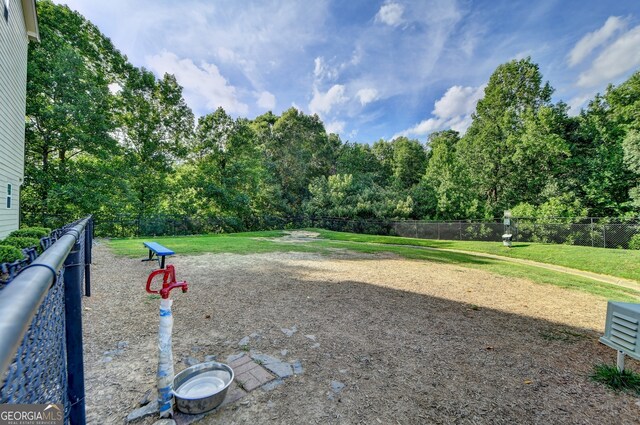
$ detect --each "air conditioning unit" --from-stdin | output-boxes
[599,301,640,361]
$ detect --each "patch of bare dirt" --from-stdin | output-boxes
[83,242,640,424]
[257,230,321,243]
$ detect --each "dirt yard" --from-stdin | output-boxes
[84,239,640,424]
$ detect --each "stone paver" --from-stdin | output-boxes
[250,353,280,365]
[126,401,159,423]
[230,354,275,392]
[229,354,252,368]
[264,361,293,379]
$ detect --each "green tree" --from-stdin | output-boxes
[116,70,194,217]
[457,57,559,216]
[260,108,340,212]
[391,137,428,189]
[22,1,119,224]
[336,142,387,185]
[423,130,477,219]
[610,72,640,211]
[175,109,280,221]
[569,93,634,215]
[371,139,394,185]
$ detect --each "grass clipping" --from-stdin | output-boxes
[591,364,640,395]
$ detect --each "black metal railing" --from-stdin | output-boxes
[0,217,93,424]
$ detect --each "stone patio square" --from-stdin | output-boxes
[229,354,252,369]
[249,366,274,383]
[233,359,259,375]
[237,374,261,392]
[232,356,275,392]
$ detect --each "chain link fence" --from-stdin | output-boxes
[0,217,93,424]
[314,216,640,249]
[93,214,307,237]
[84,213,640,250]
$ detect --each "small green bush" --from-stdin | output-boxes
[629,234,640,250]
[0,245,24,263]
[591,364,640,395]
[0,236,41,253]
[10,227,50,239]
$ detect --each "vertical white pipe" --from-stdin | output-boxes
[617,350,625,373]
[157,298,174,417]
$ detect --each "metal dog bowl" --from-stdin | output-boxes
[173,361,234,414]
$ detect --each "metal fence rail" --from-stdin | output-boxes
[0,217,93,425]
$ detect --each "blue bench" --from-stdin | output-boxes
[142,241,175,268]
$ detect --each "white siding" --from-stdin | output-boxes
[0,0,29,238]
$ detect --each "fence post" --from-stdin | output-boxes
[414,220,418,238]
[459,222,462,240]
[603,224,606,248]
[64,241,86,425]
[591,218,594,247]
[84,219,92,297]
[437,222,440,240]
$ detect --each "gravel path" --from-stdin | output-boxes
[83,242,640,424]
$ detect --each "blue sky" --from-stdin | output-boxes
[55,0,640,143]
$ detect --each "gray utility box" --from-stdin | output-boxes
[600,301,640,360]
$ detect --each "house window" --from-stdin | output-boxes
[6,184,11,209]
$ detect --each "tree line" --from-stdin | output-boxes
[21,2,640,230]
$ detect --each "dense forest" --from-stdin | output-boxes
[21,2,640,230]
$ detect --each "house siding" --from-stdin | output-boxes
[0,0,29,238]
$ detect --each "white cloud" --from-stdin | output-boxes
[356,88,379,105]
[146,51,248,115]
[568,16,626,67]
[396,84,485,138]
[313,56,340,82]
[433,85,485,118]
[401,117,443,137]
[375,2,405,27]
[314,57,326,78]
[577,25,640,87]
[325,120,346,134]
[255,91,276,110]
[309,84,348,116]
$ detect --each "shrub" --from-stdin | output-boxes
[0,236,41,252]
[0,245,24,263]
[10,227,50,239]
[629,234,640,250]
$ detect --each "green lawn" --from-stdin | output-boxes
[107,229,640,302]
[310,229,640,282]
[108,230,319,256]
